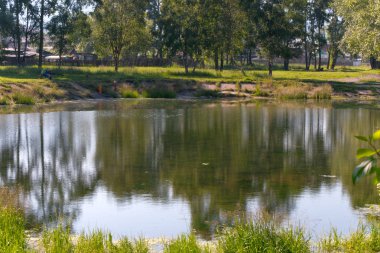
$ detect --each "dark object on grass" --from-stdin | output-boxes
[41,69,53,80]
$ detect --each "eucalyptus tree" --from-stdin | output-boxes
[314,0,330,70]
[0,0,13,42]
[334,0,380,69]
[161,0,202,73]
[326,10,344,70]
[46,7,71,67]
[92,0,149,72]
[200,0,246,71]
[147,0,164,61]
[280,0,306,70]
[255,1,289,76]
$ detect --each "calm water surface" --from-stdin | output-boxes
[0,99,379,239]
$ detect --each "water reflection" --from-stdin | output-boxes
[0,100,379,238]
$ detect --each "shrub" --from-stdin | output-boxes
[120,86,140,98]
[195,89,220,98]
[141,86,176,98]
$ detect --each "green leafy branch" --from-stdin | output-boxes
[353,130,380,186]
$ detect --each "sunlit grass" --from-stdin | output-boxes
[218,219,311,253]
[0,65,375,85]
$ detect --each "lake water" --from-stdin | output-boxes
[0,99,379,240]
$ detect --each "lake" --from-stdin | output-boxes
[0,99,379,240]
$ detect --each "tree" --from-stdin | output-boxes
[256,1,289,76]
[47,7,71,67]
[334,0,380,69]
[279,0,306,70]
[326,10,344,70]
[92,0,148,72]
[147,0,164,61]
[0,0,14,41]
[200,0,246,71]
[161,0,202,73]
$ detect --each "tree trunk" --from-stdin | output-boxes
[183,52,189,74]
[283,58,289,71]
[268,58,273,77]
[214,48,219,70]
[114,54,119,72]
[248,49,252,65]
[370,56,377,69]
[220,51,224,71]
[38,0,45,69]
[327,50,331,70]
[16,0,21,66]
[318,25,322,70]
[331,53,337,70]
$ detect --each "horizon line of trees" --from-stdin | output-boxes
[0,0,378,75]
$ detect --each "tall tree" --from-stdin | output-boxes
[326,9,344,70]
[334,0,380,69]
[161,0,202,73]
[46,6,71,67]
[92,0,148,72]
[256,1,288,76]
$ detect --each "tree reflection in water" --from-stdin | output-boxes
[0,100,379,238]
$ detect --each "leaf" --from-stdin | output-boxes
[356,148,377,159]
[355,136,369,142]
[373,130,380,140]
[353,160,372,184]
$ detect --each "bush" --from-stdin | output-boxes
[141,86,176,98]
[195,89,220,98]
[120,86,140,98]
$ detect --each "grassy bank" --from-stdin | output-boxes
[0,65,378,105]
[1,207,380,253]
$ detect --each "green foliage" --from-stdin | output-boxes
[334,0,380,61]
[195,89,220,98]
[0,208,26,253]
[120,86,140,98]
[353,130,380,185]
[218,220,310,253]
[141,86,176,98]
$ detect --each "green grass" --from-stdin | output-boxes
[164,234,209,253]
[218,220,311,253]
[0,208,26,253]
[0,65,376,103]
[0,65,375,86]
[11,92,36,105]
[318,224,380,253]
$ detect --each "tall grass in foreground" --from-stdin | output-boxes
[318,224,380,253]
[0,208,26,252]
[164,234,209,253]
[218,220,310,253]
